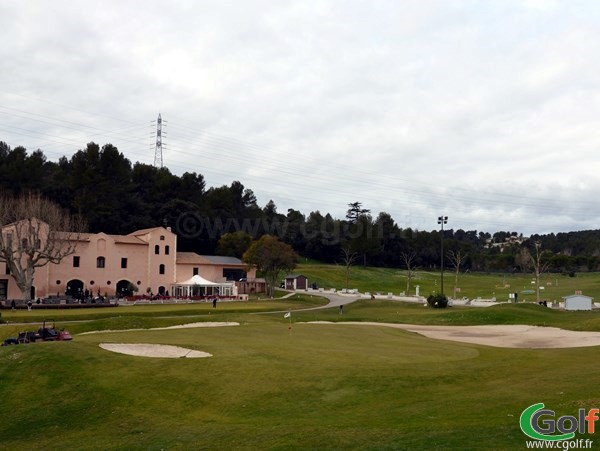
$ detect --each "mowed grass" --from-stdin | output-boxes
[0,294,326,333]
[1,300,600,449]
[1,317,598,450]
[3,266,600,450]
[291,299,600,331]
[297,262,600,302]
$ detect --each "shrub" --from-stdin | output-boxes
[427,294,448,309]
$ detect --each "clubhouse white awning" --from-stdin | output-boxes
[171,274,236,297]
[177,275,219,286]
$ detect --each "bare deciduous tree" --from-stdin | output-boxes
[341,245,358,291]
[0,192,86,301]
[529,241,551,303]
[447,249,467,299]
[400,251,417,295]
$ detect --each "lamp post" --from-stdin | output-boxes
[437,215,448,295]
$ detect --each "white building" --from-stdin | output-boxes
[563,294,593,311]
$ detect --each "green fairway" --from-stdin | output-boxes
[3,268,600,449]
[290,299,600,331]
[0,294,327,328]
[2,296,600,449]
[297,262,600,302]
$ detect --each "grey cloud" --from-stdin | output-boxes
[2,1,600,235]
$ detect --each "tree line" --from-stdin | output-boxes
[2,141,600,273]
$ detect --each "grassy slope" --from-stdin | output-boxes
[1,316,597,450]
[297,262,600,301]
[291,300,600,331]
[0,295,327,339]
[2,266,600,449]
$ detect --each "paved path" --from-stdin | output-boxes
[274,290,507,311]
[255,291,369,315]
[307,292,365,309]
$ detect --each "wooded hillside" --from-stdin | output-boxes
[2,141,600,272]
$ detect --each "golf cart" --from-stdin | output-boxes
[38,320,73,341]
[1,320,72,346]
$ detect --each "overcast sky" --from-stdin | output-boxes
[2,0,600,236]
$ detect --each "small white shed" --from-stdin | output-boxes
[563,294,593,311]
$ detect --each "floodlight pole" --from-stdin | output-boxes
[437,215,448,295]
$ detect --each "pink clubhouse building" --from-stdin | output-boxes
[0,225,258,301]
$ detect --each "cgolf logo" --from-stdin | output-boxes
[520,403,598,442]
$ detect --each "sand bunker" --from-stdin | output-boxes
[81,321,239,335]
[94,320,600,354]
[94,323,239,358]
[308,322,600,348]
[99,343,212,358]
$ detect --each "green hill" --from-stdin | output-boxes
[295,262,600,302]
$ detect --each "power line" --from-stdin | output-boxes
[1,99,599,234]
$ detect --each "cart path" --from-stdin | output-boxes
[253,291,367,315]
